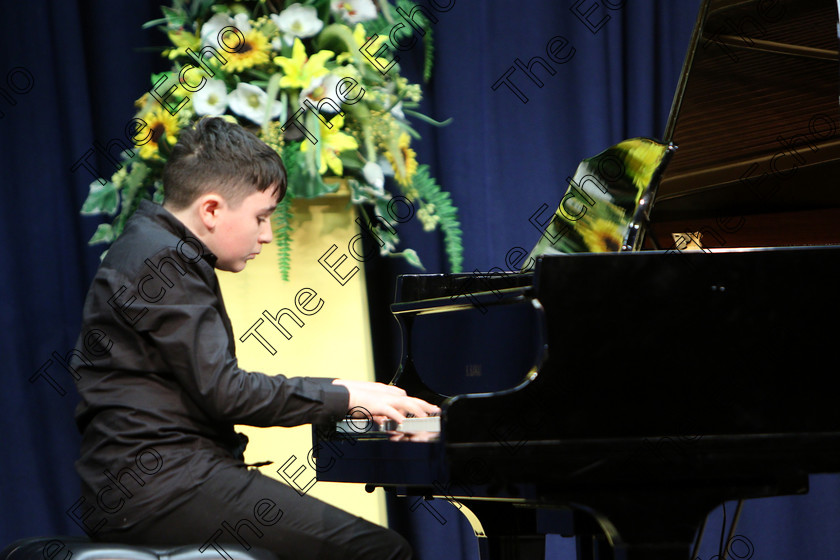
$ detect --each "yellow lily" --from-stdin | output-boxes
[300,113,359,175]
[164,29,200,60]
[336,23,390,69]
[274,38,334,89]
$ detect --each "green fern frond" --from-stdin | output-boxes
[423,26,434,82]
[410,164,463,272]
[282,139,300,164]
[363,3,398,37]
[393,0,435,80]
[362,0,435,79]
[112,162,151,239]
[272,191,294,282]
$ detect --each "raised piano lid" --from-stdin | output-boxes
[389,272,547,403]
[647,0,840,249]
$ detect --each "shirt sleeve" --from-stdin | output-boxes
[118,253,350,428]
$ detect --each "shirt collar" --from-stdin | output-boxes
[135,199,219,268]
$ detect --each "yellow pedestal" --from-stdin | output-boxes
[216,192,386,526]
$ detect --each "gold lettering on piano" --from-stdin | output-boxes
[671,232,704,251]
[465,364,482,377]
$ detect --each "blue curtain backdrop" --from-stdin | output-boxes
[0,0,164,544]
[3,1,840,560]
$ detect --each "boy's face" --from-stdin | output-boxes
[209,188,278,272]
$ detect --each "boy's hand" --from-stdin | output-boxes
[332,379,440,424]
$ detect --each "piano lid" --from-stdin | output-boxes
[649,0,840,241]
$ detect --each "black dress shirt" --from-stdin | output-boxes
[71,200,349,534]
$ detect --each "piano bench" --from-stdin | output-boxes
[0,536,277,560]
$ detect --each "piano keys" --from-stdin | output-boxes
[336,415,441,437]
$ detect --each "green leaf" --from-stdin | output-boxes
[408,164,463,273]
[161,6,181,20]
[375,0,395,24]
[81,180,119,216]
[317,24,364,66]
[403,108,453,127]
[151,71,171,86]
[262,72,283,136]
[188,0,217,20]
[141,18,173,30]
[112,162,151,236]
[284,142,333,198]
[389,249,425,270]
[249,69,273,80]
[338,150,364,171]
[423,26,435,82]
[394,119,421,140]
[374,197,398,225]
[88,223,115,245]
[123,162,151,197]
[153,179,165,204]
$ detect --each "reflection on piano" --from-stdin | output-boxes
[314,1,840,558]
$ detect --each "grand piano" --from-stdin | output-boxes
[313,1,840,558]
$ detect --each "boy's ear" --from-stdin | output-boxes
[195,193,226,232]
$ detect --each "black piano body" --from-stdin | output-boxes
[316,248,840,559]
[314,0,840,558]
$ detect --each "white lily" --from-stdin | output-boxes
[271,4,324,47]
[377,155,395,177]
[331,0,378,24]
[362,161,385,195]
[389,101,405,120]
[192,79,228,116]
[201,13,251,50]
[228,82,283,125]
[233,13,252,35]
[299,74,342,111]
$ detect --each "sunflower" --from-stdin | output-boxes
[618,138,670,191]
[225,29,272,73]
[578,216,625,253]
[385,132,418,187]
[137,106,180,160]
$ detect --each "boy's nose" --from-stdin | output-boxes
[259,221,273,244]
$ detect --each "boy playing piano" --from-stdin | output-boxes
[71,117,437,559]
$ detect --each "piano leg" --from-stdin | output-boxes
[563,490,715,560]
[423,478,807,559]
[446,493,703,560]
[558,510,614,560]
[560,481,807,560]
[580,536,615,560]
[450,500,547,560]
[447,488,757,560]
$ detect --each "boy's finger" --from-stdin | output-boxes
[381,404,406,424]
[408,397,440,415]
[401,399,436,419]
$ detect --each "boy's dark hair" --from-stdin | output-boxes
[163,117,287,210]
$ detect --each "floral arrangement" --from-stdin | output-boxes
[81,0,463,279]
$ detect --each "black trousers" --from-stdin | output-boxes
[95,463,412,560]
